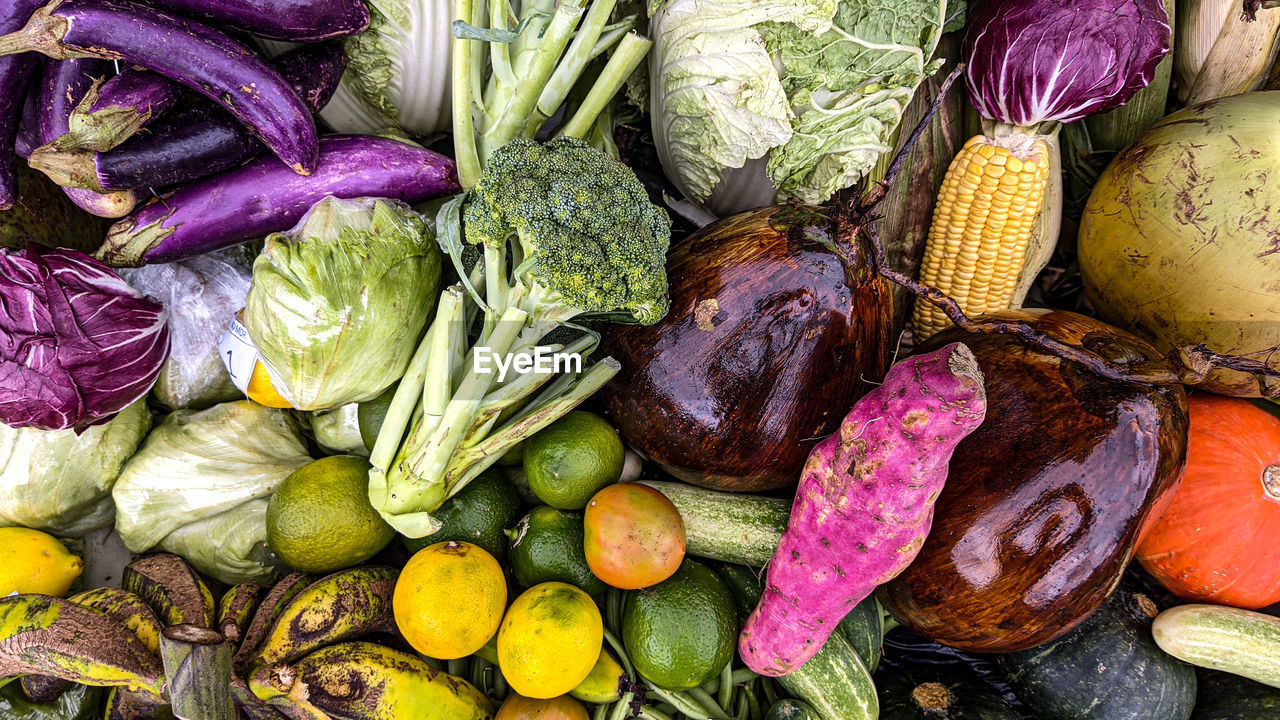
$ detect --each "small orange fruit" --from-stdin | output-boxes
[583,483,686,589]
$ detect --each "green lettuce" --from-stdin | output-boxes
[0,400,150,537]
[244,197,442,412]
[112,401,311,584]
[650,0,946,214]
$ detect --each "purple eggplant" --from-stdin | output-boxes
[15,80,39,159]
[62,67,184,151]
[38,59,139,218]
[0,0,320,175]
[30,42,347,193]
[96,135,459,267]
[0,0,46,208]
[143,0,369,42]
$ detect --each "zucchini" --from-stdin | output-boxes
[1191,669,1280,719]
[1153,604,1280,688]
[640,480,787,566]
[998,589,1196,720]
[714,562,877,720]
[876,667,1019,720]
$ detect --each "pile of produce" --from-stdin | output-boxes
[3,0,1280,718]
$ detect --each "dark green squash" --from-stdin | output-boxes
[765,698,822,720]
[998,589,1196,720]
[1190,670,1280,719]
[877,667,1020,720]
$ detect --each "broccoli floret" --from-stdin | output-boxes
[463,137,672,325]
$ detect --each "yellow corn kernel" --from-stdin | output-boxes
[911,133,1051,342]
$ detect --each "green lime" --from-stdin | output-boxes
[358,382,398,452]
[266,455,395,574]
[622,559,738,690]
[523,411,624,509]
[506,505,606,595]
[402,469,524,561]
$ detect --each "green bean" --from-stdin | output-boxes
[717,662,733,710]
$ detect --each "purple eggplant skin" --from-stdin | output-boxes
[96,135,460,267]
[0,0,46,209]
[1,0,320,175]
[143,0,370,41]
[65,66,184,150]
[33,41,347,192]
[38,58,139,218]
[14,80,39,159]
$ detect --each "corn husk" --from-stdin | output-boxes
[1177,0,1280,104]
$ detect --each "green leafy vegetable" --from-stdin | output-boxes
[649,0,947,214]
[244,197,442,412]
[0,400,150,537]
[111,401,312,584]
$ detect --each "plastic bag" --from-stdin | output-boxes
[120,246,255,410]
[112,400,311,584]
[0,400,150,536]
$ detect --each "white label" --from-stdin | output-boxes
[218,318,260,395]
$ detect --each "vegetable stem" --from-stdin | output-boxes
[483,0,585,158]
[558,33,651,139]
[453,0,482,188]
[530,0,620,133]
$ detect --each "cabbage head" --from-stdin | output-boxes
[0,400,149,536]
[112,400,312,584]
[650,0,948,216]
[244,196,442,412]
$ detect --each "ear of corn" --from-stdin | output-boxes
[911,129,1053,342]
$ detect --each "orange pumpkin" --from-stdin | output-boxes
[495,694,589,720]
[1137,393,1280,609]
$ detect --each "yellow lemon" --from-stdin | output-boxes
[393,541,506,660]
[498,582,603,699]
[247,360,292,409]
[0,527,83,597]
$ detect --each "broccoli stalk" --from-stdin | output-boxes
[451,0,652,188]
[368,137,671,537]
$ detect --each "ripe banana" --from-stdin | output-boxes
[235,571,313,671]
[250,641,495,720]
[122,554,216,629]
[69,587,165,654]
[218,582,266,653]
[249,566,399,667]
[0,595,163,696]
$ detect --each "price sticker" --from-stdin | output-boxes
[217,317,260,395]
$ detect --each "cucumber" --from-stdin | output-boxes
[999,589,1196,720]
[1153,604,1280,688]
[838,596,888,673]
[1191,670,1280,719]
[639,480,786,566]
[714,562,877,720]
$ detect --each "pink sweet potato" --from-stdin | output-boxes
[738,342,988,676]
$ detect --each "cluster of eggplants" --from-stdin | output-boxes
[0,0,459,239]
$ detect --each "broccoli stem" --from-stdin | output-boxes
[368,288,463,481]
[401,306,529,494]
[441,357,620,493]
[559,32,651,139]
[529,0,621,136]
[452,0,482,188]
[482,0,586,160]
